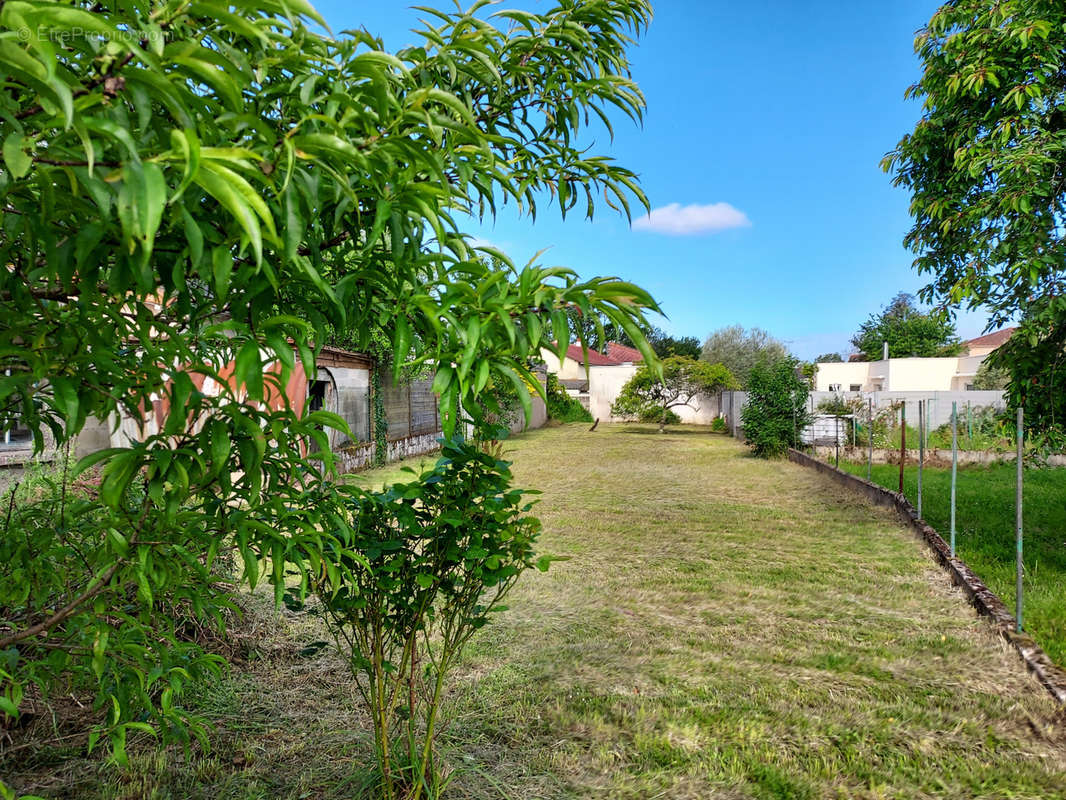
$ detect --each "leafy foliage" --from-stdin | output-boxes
[815,353,844,363]
[638,406,680,425]
[850,293,962,360]
[883,0,1066,326]
[973,356,1010,391]
[0,0,659,767]
[741,357,813,458]
[307,436,546,800]
[611,356,737,431]
[648,328,701,359]
[545,373,592,424]
[700,326,788,388]
[816,393,864,418]
[988,301,1066,434]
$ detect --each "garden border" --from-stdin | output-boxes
[788,447,1066,705]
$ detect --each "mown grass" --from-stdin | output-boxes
[839,459,1066,668]
[5,424,1066,799]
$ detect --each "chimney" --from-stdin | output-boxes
[882,341,889,361]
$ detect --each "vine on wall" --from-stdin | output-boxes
[372,366,389,467]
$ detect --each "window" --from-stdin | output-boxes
[828,383,841,392]
[849,384,862,392]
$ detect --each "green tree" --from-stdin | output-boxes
[815,352,844,363]
[611,356,737,432]
[648,327,702,359]
[0,0,658,771]
[883,0,1066,328]
[741,357,813,458]
[700,325,788,388]
[850,293,962,360]
[985,302,1066,433]
[884,1,1066,434]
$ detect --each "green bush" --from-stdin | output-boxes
[710,416,728,433]
[741,357,812,458]
[545,373,593,423]
[639,407,681,425]
[308,436,546,799]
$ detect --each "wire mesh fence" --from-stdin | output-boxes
[819,400,1066,667]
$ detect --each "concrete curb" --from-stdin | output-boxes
[787,447,1066,705]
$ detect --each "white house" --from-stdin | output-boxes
[814,328,1014,393]
[541,342,722,424]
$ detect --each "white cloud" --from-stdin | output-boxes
[632,202,751,236]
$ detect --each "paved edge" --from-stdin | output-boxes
[788,447,1066,705]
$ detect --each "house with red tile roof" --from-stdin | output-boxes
[540,341,642,419]
[604,342,645,364]
[963,327,1015,357]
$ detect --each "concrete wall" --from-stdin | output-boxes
[815,355,995,393]
[671,392,722,424]
[587,363,639,421]
[336,431,443,473]
[885,358,964,391]
[540,349,590,381]
[509,392,547,434]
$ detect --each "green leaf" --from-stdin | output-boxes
[2,132,31,179]
[212,246,234,298]
[234,340,263,401]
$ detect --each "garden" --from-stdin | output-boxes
[5,425,1065,799]
[3,0,1066,796]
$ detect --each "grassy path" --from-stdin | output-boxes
[838,460,1066,668]
[8,424,1066,799]
[444,425,1066,799]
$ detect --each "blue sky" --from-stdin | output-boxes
[314,0,989,360]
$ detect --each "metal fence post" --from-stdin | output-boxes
[867,398,873,482]
[967,401,973,447]
[1016,406,1024,633]
[917,400,924,519]
[950,400,957,557]
[835,416,840,468]
[898,402,906,494]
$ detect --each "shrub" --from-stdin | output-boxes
[710,416,728,433]
[639,407,680,425]
[741,357,812,457]
[545,373,593,423]
[306,436,546,799]
[0,452,234,759]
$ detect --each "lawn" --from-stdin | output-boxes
[838,459,1066,668]
[5,425,1066,799]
